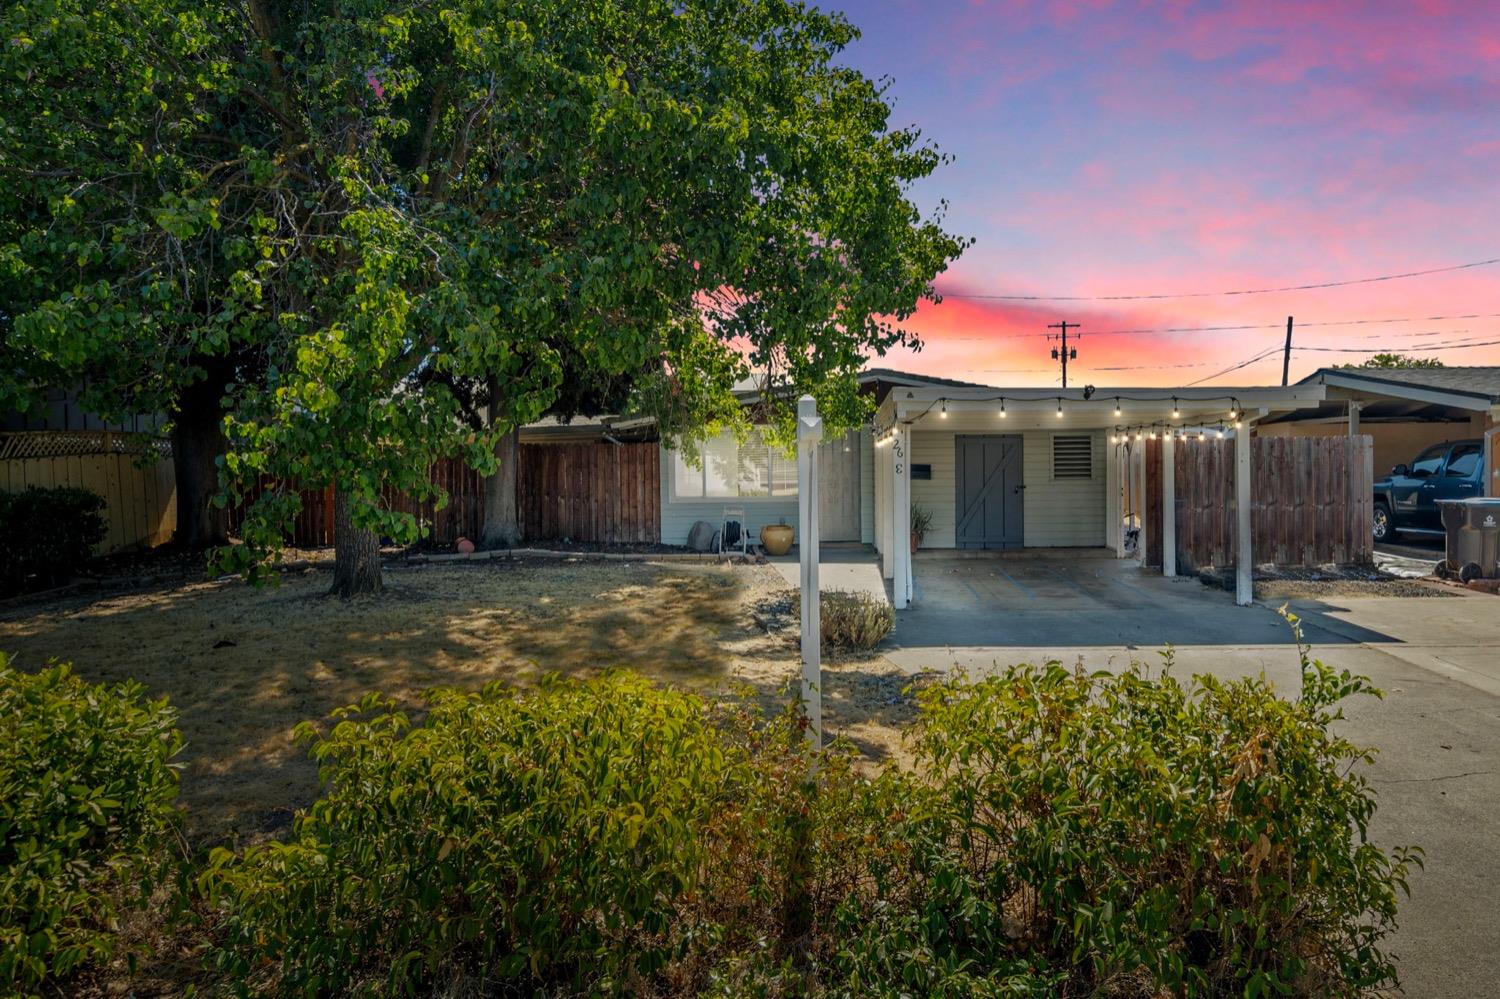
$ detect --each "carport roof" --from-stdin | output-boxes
[875,383,1327,432]
[1298,366,1500,409]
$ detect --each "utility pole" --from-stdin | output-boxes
[1048,320,1080,387]
[1281,316,1294,386]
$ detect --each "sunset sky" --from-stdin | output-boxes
[834,0,1500,387]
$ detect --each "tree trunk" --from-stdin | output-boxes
[330,488,383,598]
[480,400,522,548]
[170,374,230,548]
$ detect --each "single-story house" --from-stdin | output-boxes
[1259,367,1500,491]
[658,371,1334,607]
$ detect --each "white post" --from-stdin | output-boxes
[1235,421,1253,606]
[1347,400,1361,437]
[1133,442,1147,562]
[1106,437,1123,556]
[892,423,912,609]
[878,434,893,579]
[1162,432,1177,577]
[796,396,822,747]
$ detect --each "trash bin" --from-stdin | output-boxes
[1436,498,1500,582]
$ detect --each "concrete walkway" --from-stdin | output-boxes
[787,545,1500,996]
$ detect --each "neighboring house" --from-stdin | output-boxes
[1259,367,1500,492]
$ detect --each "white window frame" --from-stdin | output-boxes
[668,428,799,503]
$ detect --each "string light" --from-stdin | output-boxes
[1134,430,1143,442]
[1056,398,1064,418]
[999,398,1007,418]
[1171,397,1180,419]
[939,401,947,419]
[1114,397,1122,417]
[1228,398,1239,420]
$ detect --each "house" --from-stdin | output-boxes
[1259,367,1500,492]
[659,371,1346,607]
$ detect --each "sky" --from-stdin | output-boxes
[830,0,1500,387]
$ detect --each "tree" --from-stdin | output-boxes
[1340,353,1445,369]
[2,0,967,596]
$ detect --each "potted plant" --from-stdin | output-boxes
[760,518,794,556]
[910,503,933,553]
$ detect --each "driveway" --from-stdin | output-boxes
[865,547,1500,998]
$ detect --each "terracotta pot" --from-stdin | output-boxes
[910,533,922,555]
[760,524,794,556]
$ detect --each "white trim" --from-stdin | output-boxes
[1314,370,1496,412]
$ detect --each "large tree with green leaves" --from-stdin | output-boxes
[1,0,967,595]
[1339,353,1444,370]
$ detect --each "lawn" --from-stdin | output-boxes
[0,557,918,843]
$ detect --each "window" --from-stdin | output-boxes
[1052,435,1093,479]
[1409,444,1448,478]
[672,429,796,499]
[1446,443,1482,478]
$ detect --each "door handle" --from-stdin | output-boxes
[1013,485,1026,493]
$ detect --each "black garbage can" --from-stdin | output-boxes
[1436,498,1500,582]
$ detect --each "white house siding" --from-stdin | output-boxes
[658,430,874,547]
[909,429,1107,549]
[860,430,875,544]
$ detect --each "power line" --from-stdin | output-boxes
[940,255,1500,302]
[938,309,1500,342]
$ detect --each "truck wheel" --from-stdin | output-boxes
[1372,502,1395,542]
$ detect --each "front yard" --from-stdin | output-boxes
[0,558,917,843]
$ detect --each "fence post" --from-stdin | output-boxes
[796,396,823,749]
[1235,423,1253,606]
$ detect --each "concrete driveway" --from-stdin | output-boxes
[789,546,1500,997]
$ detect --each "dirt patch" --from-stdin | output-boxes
[1253,579,1459,600]
[0,558,919,842]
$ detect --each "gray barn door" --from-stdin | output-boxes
[956,435,1023,549]
[818,430,861,541]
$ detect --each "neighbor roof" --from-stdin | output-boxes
[1299,366,1500,407]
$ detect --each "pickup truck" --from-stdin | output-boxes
[1373,438,1485,541]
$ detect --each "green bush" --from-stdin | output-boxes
[0,657,184,992]
[0,486,108,595]
[206,638,1415,997]
[203,675,808,996]
[818,589,895,650]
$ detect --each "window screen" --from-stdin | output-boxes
[1052,435,1093,479]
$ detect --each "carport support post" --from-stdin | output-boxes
[893,423,912,609]
[1162,432,1177,577]
[1107,439,1124,557]
[1235,420,1254,606]
[796,396,823,748]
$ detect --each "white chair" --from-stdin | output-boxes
[718,505,748,556]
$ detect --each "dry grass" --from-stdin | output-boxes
[0,558,919,843]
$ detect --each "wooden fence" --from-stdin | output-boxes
[0,431,176,554]
[227,441,660,548]
[1143,434,1373,571]
[518,441,660,544]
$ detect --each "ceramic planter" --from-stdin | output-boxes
[760,523,794,556]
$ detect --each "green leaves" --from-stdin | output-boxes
[0,657,185,992]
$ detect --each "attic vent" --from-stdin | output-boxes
[1052,435,1093,479]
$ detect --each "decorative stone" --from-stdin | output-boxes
[456,537,476,554]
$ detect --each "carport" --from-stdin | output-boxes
[869,383,1327,610]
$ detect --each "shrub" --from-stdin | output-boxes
[0,657,184,992]
[0,486,108,595]
[204,675,807,996]
[205,639,1415,997]
[892,640,1417,996]
[814,589,895,650]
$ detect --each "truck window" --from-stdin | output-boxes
[1445,443,1481,478]
[1409,444,1448,477]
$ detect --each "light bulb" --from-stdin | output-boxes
[939,401,947,418]
[999,399,1007,418]
[1171,397,1180,419]
[1056,399,1064,418]
[1114,398,1122,417]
